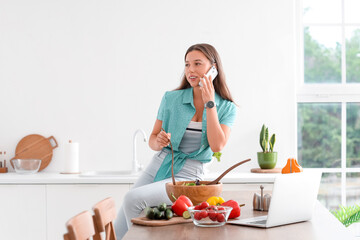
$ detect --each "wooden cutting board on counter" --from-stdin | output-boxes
[251,168,282,173]
[11,134,58,171]
[131,216,192,226]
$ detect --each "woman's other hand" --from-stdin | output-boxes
[156,130,171,148]
[149,119,170,151]
[199,74,215,105]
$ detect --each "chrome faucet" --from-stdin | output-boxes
[133,129,148,173]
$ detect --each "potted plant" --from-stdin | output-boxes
[257,124,277,169]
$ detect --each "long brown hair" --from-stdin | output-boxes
[175,43,234,103]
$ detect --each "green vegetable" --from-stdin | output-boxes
[213,152,222,162]
[153,208,161,219]
[146,208,155,219]
[156,211,165,219]
[165,208,173,220]
[331,204,360,227]
[182,210,191,219]
[158,203,167,211]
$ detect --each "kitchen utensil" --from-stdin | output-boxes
[262,194,271,211]
[253,185,271,211]
[251,168,282,173]
[11,134,58,171]
[165,181,222,205]
[131,215,192,226]
[11,159,42,174]
[187,206,233,227]
[205,158,251,185]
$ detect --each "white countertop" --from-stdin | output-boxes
[0,171,277,184]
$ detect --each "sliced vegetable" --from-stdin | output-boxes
[182,210,191,219]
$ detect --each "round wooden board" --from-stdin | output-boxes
[251,168,282,173]
[12,134,58,171]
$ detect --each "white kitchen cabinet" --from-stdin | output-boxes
[0,185,46,240]
[222,183,273,192]
[46,184,130,240]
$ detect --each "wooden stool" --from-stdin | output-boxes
[93,197,117,240]
[64,211,96,240]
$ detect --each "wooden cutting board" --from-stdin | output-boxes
[251,168,282,173]
[11,134,58,171]
[131,216,192,226]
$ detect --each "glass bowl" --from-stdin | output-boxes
[187,206,233,227]
[11,159,41,174]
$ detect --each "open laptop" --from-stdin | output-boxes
[228,172,322,228]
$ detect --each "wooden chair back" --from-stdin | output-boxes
[63,211,96,240]
[93,197,117,240]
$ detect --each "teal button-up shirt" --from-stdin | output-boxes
[154,87,236,182]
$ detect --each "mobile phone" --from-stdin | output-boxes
[199,66,218,87]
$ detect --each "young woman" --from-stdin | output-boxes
[115,43,236,239]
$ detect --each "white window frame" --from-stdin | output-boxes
[296,0,360,207]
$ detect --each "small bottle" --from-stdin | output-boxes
[3,151,6,166]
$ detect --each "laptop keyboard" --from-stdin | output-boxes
[249,219,267,225]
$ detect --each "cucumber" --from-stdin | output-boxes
[146,208,155,219]
[158,203,167,211]
[153,208,161,219]
[155,210,165,219]
[165,208,173,220]
[182,210,191,219]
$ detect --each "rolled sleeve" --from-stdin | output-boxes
[219,101,237,129]
[157,92,167,121]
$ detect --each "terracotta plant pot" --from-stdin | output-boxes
[165,181,223,205]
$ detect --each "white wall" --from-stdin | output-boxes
[0,0,296,173]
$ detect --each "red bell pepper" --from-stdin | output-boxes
[221,200,241,219]
[171,193,193,217]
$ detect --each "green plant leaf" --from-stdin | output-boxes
[260,124,265,152]
[212,152,222,162]
[265,127,269,152]
[331,204,360,227]
[269,134,276,152]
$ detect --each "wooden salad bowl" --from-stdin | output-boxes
[165,181,222,205]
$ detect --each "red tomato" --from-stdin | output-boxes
[216,213,225,222]
[200,210,208,219]
[200,202,210,210]
[194,205,202,210]
[208,210,217,221]
[194,212,202,220]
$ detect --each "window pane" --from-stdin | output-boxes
[303,0,341,24]
[346,173,360,206]
[298,103,341,168]
[318,173,341,211]
[347,103,360,167]
[304,27,342,83]
[346,27,360,83]
[344,0,360,23]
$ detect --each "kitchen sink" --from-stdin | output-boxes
[79,170,141,177]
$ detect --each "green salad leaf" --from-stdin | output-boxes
[212,152,222,162]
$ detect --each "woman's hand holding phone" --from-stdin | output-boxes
[199,74,215,105]
[156,130,171,148]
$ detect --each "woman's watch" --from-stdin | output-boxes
[204,100,215,109]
